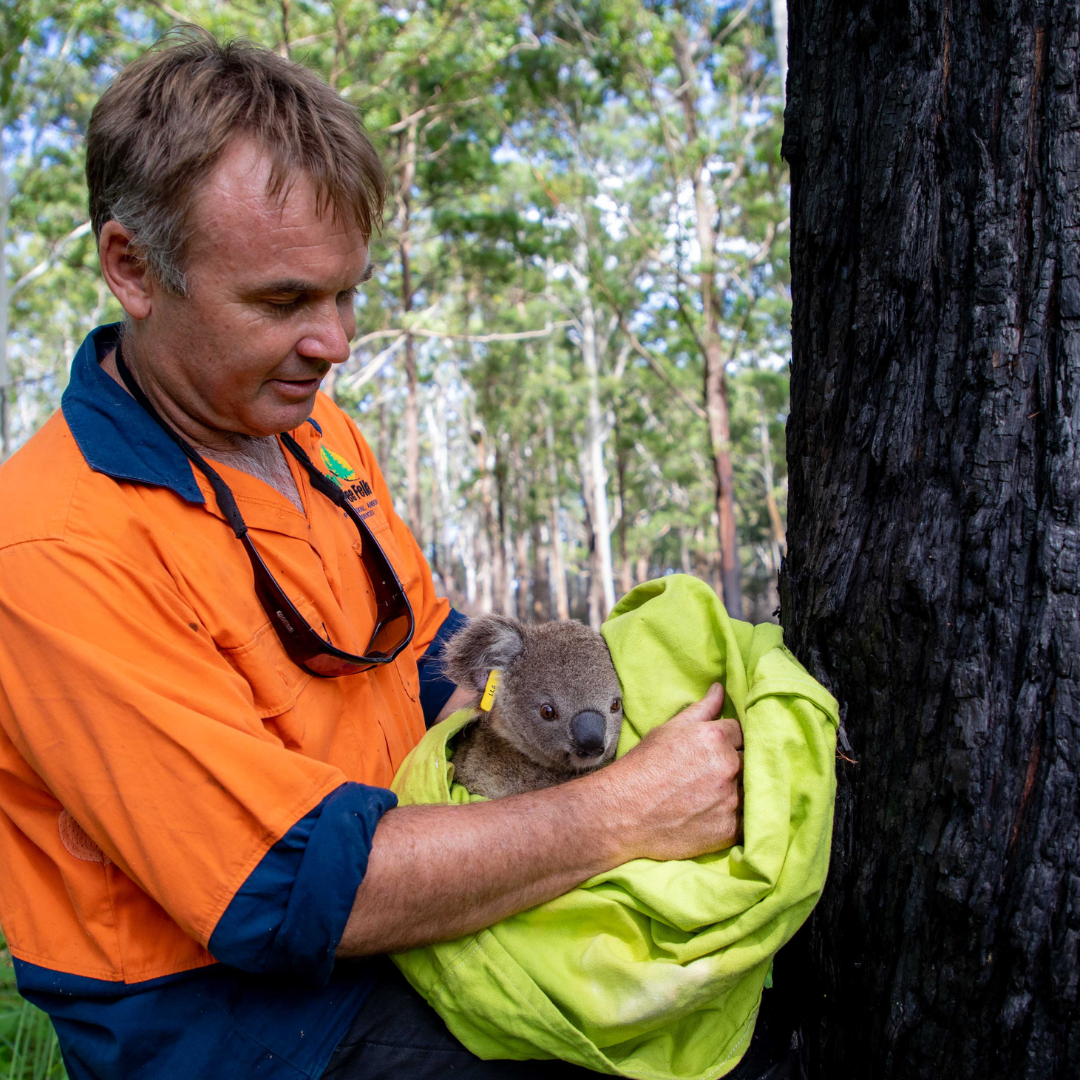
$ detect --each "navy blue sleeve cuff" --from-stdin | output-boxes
[417,607,468,728]
[208,782,396,985]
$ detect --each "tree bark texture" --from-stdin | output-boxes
[781,1,1079,1077]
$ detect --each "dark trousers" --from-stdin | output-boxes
[322,957,801,1079]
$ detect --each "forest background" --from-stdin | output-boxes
[0,2,786,1070]
[0,0,791,633]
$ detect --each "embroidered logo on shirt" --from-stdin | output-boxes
[319,445,377,515]
[320,446,358,485]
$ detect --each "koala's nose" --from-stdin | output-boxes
[570,710,607,757]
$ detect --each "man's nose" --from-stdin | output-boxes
[298,304,352,365]
[570,711,607,757]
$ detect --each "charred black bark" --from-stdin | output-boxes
[780,1,1080,1077]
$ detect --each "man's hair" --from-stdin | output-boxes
[86,26,385,294]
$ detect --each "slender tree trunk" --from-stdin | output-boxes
[578,442,604,631]
[759,393,786,573]
[278,0,291,57]
[399,108,422,543]
[635,552,649,587]
[459,517,478,608]
[672,31,743,619]
[475,527,493,614]
[679,529,692,575]
[704,358,742,617]
[474,429,502,615]
[587,551,603,630]
[616,445,633,598]
[771,0,788,101]
[494,446,513,616]
[377,399,392,470]
[781,1,1079,1076]
[533,519,551,621]
[515,525,530,621]
[570,249,617,617]
[428,465,441,587]
[545,416,570,621]
[514,462,532,621]
[426,398,455,597]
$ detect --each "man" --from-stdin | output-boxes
[0,30,756,1080]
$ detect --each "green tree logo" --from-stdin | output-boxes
[319,446,357,487]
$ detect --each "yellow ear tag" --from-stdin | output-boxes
[479,669,501,712]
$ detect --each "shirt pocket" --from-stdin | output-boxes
[217,617,313,721]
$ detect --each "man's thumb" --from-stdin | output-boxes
[683,682,725,722]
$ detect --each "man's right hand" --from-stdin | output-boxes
[594,683,743,864]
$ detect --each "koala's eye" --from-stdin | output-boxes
[611,697,622,713]
[539,704,556,721]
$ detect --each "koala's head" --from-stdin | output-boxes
[443,615,624,774]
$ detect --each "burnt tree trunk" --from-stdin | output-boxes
[780,1,1079,1077]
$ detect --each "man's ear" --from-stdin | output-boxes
[97,220,155,321]
[442,615,525,694]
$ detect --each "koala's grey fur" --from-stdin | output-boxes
[441,615,624,799]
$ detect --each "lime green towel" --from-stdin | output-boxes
[391,574,839,1079]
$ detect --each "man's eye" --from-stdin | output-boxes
[266,298,303,314]
[338,286,358,305]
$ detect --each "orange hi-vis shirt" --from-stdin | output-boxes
[0,325,461,1080]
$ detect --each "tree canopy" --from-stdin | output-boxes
[1,0,790,627]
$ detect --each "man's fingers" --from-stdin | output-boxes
[703,682,725,716]
[717,717,743,751]
[675,682,725,724]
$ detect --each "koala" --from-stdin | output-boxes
[441,615,624,799]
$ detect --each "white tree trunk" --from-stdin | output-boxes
[542,264,571,622]
[458,517,478,607]
[425,396,456,594]
[545,418,570,622]
[772,0,788,101]
[569,251,616,618]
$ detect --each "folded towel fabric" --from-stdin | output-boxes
[391,574,839,1079]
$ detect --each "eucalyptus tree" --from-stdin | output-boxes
[547,0,789,617]
[5,0,794,625]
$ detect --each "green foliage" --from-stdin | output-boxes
[0,935,66,1079]
[4,0,790,621]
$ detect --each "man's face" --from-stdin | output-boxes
[139,139,370,438]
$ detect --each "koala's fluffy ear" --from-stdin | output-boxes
[442,615,526,694]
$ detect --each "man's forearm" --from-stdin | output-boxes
[336,683,741,957]
[336,770,625,956]
[433,682,476,725]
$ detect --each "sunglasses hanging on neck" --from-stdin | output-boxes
[113,338,414,677]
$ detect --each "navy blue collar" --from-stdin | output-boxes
[62,324,205,504]
[61,324,323,505]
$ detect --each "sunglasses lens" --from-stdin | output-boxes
[303,652,373,677]
[366,608,413,659]
[300,604,412,676]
